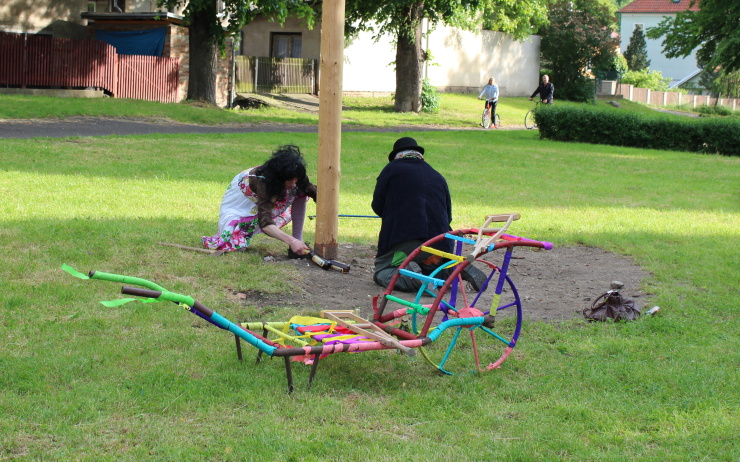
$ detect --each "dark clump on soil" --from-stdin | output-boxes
[239,244,651,322]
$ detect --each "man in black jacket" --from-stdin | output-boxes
[371,137,485,292]
[530,74,554,104]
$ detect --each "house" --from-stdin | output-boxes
[618,0,702,89]
[239,17,541,97]
[1,1,235,106]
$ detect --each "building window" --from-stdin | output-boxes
[271,33,302,59]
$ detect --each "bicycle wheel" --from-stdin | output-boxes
[411,259,523,375]
[524,110,537,129]
[481,109,491,129]
[493,113,501,128]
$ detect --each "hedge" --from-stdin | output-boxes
[534,104,740,156]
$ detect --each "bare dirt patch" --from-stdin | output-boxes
[247,243,651,322]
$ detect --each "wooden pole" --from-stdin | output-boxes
[314,0,345,260]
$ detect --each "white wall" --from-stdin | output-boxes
[620,13,700,85]
[342,23,541,96]
[425,24,541,96]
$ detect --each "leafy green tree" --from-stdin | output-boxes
[480,0,550,40]
[647,0,740,73]
[623,25,650,71]
[345,0,550,112]
[538,0,620,102]
[345,0,482,112]
[158,0,317,104]
[622,69,671,91]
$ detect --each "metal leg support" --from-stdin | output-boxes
[234,334,243,361]
[284,356,294,394]
[307,354,321,389]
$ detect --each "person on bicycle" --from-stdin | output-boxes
[478,77,499,128]
[529,74,554,104]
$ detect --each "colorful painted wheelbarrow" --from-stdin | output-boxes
[63,214,552,392]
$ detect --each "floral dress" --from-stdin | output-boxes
[202,167,300,252]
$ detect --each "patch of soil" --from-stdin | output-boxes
[244,243,651,322]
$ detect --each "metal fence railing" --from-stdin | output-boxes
[235,56,316,94]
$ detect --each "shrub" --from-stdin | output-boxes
[695,105,736,117]
[534,104,740,156]
[421,78,440,113]
[622,69,671,91]
[555,75,596,103]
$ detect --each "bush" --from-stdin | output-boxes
[695,105,736,117]
[421,78,440,113]
[534,104,740,156]
[554,75,596,103]
[622,69,671,91]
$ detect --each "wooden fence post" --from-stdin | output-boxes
[314,0,345,260]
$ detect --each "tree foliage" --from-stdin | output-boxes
[623,25,650,72]
[538,0,620,102]
[479,0,550,40]
[646,0,740,73]
[622,69,671,91]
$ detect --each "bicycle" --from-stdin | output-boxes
[524,101,542,130]
[481,100,500,129]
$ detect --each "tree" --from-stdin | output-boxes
[647,0,740,74]
[480,0,550,41]
[345,0,479,112]
[159,0,317,105]
[538,0,620,102]
[623,25,650,71]
[344,0,550,112]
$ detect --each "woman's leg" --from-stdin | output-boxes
[290,196,308,241]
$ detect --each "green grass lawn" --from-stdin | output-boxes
[0,95,738,461]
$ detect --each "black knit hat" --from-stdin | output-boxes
[388,137,425,162]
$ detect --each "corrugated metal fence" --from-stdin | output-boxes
[0,32,179,104]
[235,56,316,94]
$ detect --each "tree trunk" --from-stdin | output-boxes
[187,2,218,105]
[394,3,424,113]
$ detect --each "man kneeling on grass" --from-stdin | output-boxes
[371,137,486,292]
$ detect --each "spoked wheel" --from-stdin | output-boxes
[524,110,537,129]
[493,113,501,128]
[481,109,492,129]
[410,260,522,375]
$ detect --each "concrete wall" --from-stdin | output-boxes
[425,25,541,96]
[342,23,541,96]
[620,13,700,86]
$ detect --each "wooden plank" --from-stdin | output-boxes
[320,310,416,356]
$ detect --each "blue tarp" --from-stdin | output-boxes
[95,28,166,56]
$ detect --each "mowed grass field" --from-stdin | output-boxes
[0,94,738,461]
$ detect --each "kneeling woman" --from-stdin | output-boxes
[203,145,316,257]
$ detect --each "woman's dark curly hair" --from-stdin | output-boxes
[254,145,311,198]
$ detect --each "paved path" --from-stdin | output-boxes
[0,116,490,139]
[0,116,323,139]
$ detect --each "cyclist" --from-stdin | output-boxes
[478,77,499,128]
[529,74,554,104]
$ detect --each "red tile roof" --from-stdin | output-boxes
[618,0,701,13]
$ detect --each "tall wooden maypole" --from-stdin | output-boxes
[314,0,345,260]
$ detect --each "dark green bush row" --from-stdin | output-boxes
[535,104,740,156]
